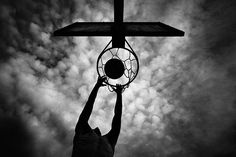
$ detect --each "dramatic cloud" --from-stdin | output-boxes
[0,0,236,157]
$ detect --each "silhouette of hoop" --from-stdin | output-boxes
[97,39,139,92]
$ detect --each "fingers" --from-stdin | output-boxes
[97,76,107,87]
[113,84,123,93]
[97,76,125,92]
[101,76,107,82]
[116,84,122,89]
[101,83,106,86]
[98,76,107,81]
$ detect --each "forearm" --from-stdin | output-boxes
[107,93,122,146]
[114,93,122,115]
[79,84,100,122]
[112,93,122,128]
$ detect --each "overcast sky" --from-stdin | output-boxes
[0,0,236,157]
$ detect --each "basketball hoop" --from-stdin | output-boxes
[97,39,139,92]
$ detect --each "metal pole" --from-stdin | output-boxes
[113,0,125,48]
[114,0,124,23]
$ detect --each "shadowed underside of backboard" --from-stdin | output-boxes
[53,22,184,37]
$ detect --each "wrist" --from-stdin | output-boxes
[117,92,122,96]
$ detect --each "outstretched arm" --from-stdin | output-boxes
[75,77,106,133]
[107,85,123,148]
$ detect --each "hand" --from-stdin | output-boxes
[113,84,123,94]
[96,76,107,87]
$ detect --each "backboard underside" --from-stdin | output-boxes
[53,22,185,37]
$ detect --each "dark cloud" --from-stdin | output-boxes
[0,0,76,157]
[0,116,34,157]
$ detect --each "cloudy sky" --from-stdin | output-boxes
[1,0,236,157]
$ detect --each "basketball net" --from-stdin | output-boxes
[97,39,139,92]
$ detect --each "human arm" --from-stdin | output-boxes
[106,85,123,148]
[75,77,106,133]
